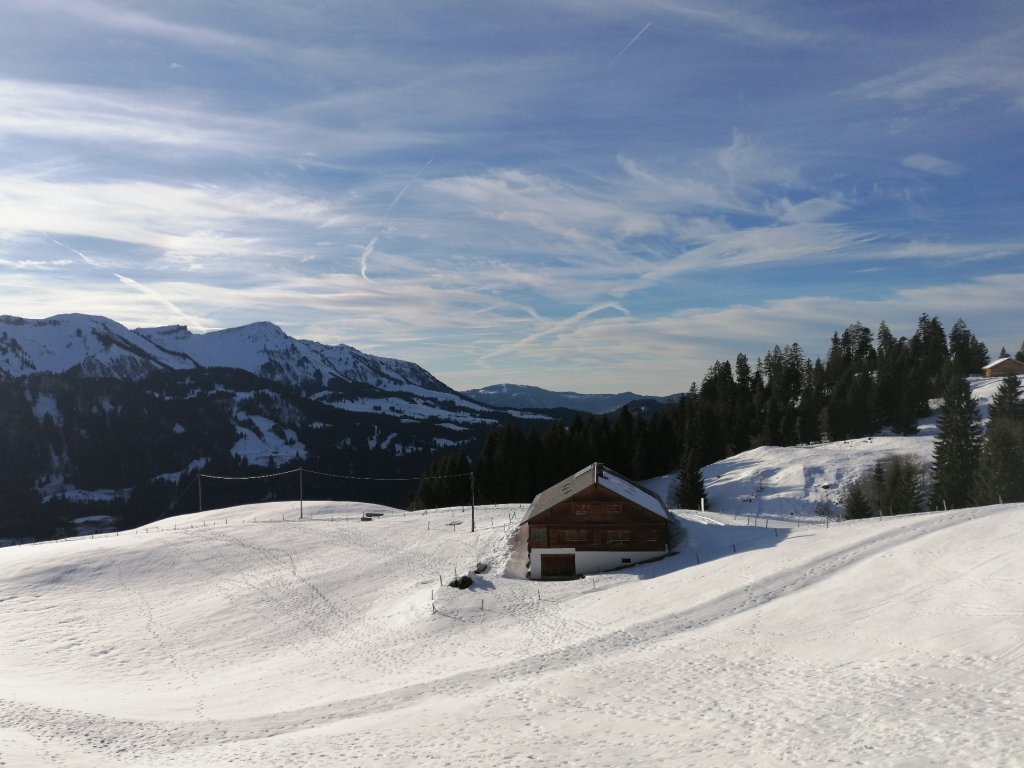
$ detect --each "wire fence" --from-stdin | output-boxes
[160,465,475,520]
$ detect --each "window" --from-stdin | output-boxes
[564,529,590,543]
[607,529,631,545]
[530,527,548,545]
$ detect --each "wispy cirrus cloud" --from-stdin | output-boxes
[0,174,356,262]
[901,153,964,177]
[849,28,1024,109]
[2,0,1021,394]
[0,79,268,152]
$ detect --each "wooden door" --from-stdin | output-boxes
[541,553,576,578]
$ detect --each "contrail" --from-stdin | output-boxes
[358,157,435,281]
[45,232,204,328]
[113,273,207,329]
[44,233,100,266]
[609,21,651,65]
[359,236,378,281]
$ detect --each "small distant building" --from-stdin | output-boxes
[520,462,671,579]
[982,357,1024,377]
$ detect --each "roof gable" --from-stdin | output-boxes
[520,463,668,524]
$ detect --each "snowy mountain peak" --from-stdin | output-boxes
[0,313,449,394]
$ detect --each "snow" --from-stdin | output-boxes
[29,393,61,424]
[4,375,1024,766]
[598,467,670,519]
[330,394,500,426]
[155,458,207,484]
[35,474,132,504]
[0,314,192,376]
[3,491,1023,766]
[230,415,306,467]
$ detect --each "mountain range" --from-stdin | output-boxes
[1,313,666,540]
[1,313,449,391]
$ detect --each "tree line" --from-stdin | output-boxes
[413,315,1024,514]
[845,368,1024,518]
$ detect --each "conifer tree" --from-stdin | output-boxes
[987,374,1023,422]
[931,373,982,510]
[975,374,1024,505]
[843,482,873,519]
[948,318,989,375]
[673,447,707,510]
[879,454,927,515]
[974,419,1024,505]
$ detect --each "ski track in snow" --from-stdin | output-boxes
[2,500,1023,766]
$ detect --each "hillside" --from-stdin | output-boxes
[2,492,1022,766]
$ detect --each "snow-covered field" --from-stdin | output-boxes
[3,493,1023,766]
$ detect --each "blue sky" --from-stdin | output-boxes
[2,1,1022,394]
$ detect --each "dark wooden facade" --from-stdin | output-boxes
[526,484,670,552]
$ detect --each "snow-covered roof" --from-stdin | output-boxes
[520,462,669,524]
[982,356,1024,371]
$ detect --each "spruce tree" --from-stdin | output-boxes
[948,318,989,375]
[987,374,1023,422]
[673,448,707,510]
[931,373,982,510]
[843,482,873,519]
[975,419,1024,505]
[975,374,1024,504]
[879,454,926,515]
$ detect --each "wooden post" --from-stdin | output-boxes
[198,475,203,514]
[299,467,304,520]
[470,473,476,533]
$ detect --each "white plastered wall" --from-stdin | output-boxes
[528,548,666,578]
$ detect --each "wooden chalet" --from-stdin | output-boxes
[983,357,1024,377]
[520,462,671,579]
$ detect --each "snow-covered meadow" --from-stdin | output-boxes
[3,492,1023,766]
[2,375,1021,767]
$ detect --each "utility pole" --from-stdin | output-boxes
[299,467,304,520]
[470,472,476,533]
[198,475,203,514]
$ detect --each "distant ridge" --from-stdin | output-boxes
[463,383,682,414]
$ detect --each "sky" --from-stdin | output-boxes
[1,1,1023,395]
